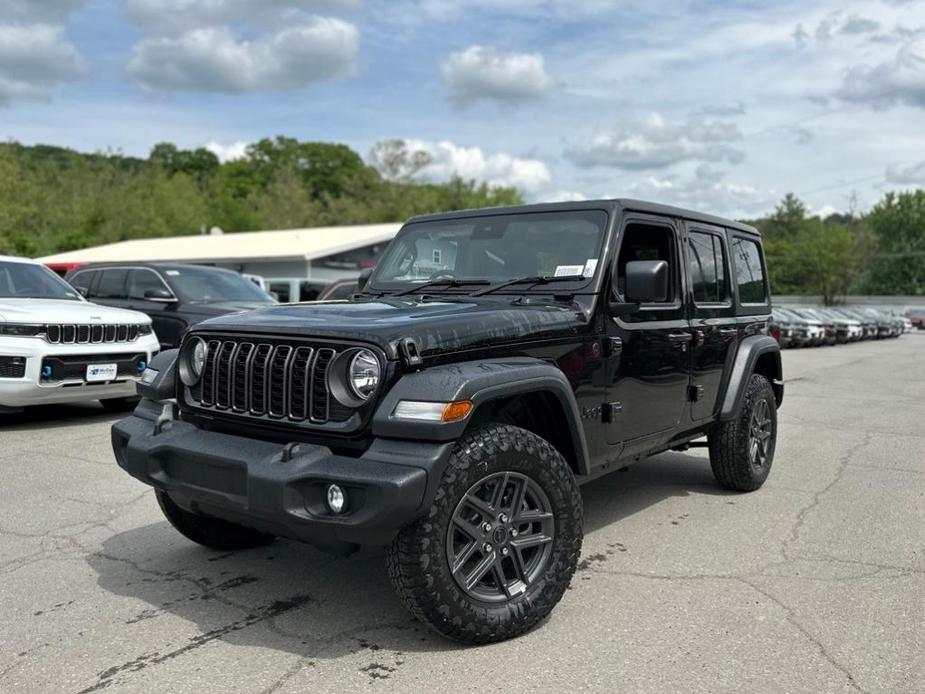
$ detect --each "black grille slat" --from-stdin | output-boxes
[117,325,128,342]
[46,325,60,343]
[250,344,272,415]
[288,347,313,420]
[77,325,90,343]
[215,342,236,409]
[91,325,103,343]
[232,343,254,411]
[310,348,335,423]
[104,325,116,342]
[63,325,76,343]
[268,346,293,417]
[200,340,222,407]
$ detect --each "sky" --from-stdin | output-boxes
[2,0,925,219]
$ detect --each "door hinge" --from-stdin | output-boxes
[603,337,623,357]
[602,401,622,423]
[688,385,704,402]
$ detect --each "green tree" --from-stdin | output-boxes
[864,191,925,295]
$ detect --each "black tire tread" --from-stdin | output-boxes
[385,424,582,645]
[709,374,777,491]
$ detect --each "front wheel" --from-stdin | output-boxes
[709,374,777,491]
[386,424,582,644]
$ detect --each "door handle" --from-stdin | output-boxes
[668,332,693,346]
[719,328,738,339]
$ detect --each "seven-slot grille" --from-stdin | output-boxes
[191,337,344,424]
[45,324,145,344]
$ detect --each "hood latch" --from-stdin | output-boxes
[398,337,424,370]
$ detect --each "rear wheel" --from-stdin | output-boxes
[386,424,582,644]
[156,489,275,550]
[709,374,777,491]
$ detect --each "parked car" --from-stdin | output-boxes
[0,255,159,413]
[113,199,784,644]
[790,308,837,346]
[905,309,925,330]
[832,308,877,340]
[66,263,276,350]
[775,307,824,347]
[770,307,795,347]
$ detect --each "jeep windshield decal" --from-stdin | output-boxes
[369,209,607,294]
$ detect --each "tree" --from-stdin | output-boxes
[864,191,925,295]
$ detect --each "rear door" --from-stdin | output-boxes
[683,223,738,421]
[605,214,692,448]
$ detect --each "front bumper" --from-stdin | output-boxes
[111,406,451,554]
[0,335,159,408]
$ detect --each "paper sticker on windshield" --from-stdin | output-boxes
[554,265,584,277]
[165,270,180,276]
[583,258,598,277]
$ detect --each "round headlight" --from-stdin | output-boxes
[180,337,208,386]
[348,349,380,400]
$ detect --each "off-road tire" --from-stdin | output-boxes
[709,374,777,491]
[385,424,582,644]
[155,489,275,550]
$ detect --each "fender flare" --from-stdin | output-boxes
[372,357,591,475]
[719,335,782,421]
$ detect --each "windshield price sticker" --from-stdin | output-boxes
[583,259,598,277]
[554,265,585,277]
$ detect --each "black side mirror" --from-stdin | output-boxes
[144,287,175,302]
[625,259,669,303]
[75,286,89,298]
[356,268,373,291]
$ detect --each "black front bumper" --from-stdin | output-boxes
[112,408,453,554]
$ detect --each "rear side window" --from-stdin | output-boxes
[96,269,128,299]
[687,231,727,304]
[731,237,768,304]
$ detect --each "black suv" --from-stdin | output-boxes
[66,263,275,350]
[112,200,783,644]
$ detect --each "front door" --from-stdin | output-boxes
[605,215,692,447]
[683,224,738,420]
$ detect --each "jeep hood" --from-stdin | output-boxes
[0,298,149,325]
[191,298,588,359]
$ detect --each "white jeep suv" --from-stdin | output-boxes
[0,256,159,413]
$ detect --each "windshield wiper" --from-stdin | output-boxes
[393,278,491,297]
[471,274,586,297]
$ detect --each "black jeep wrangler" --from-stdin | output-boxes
[112,200,782,644]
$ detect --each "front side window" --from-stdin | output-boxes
[615,222,678,303]
[731,237,768,304]
[372,210,606,289]
[688,231,728,304]
[69,270,96,296]
[0,261,83,301]
[128,269,169,300]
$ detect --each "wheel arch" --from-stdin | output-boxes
[719,335,783,421]
[371,358,591,475]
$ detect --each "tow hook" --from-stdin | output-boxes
[153,402,177,435]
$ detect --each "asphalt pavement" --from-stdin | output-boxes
[1,335,923,693]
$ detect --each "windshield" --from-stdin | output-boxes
[0,261,82,301]
[165,268,275,303]
[371,210,607,290]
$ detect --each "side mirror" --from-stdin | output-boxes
[75,286,89,298]
[144,287,176,302]
[356,268,373,291]
[625,259,669,303]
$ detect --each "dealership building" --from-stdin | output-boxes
[39,223,402,302]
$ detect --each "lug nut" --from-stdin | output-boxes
[482,522,492,533]
[501,547,509,556]
[499,513,509,524]
[510,529,518,538]
[482,543,493,554]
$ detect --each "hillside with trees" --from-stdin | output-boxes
[0,139,923,299]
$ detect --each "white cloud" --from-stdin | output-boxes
[542,190,588,202]
[839,38,925,107]
[385,139,552,192]
[885,160,925,184]
[0,24,86,106]
[205,140,249,162]
[0,0,84,23]
[125,0,359,34]
[626,165,770,217]
[126,19,358,93]
[441,46,554,107]
[565,113,745,171]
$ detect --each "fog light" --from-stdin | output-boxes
[137,360,147,372]
[42,365,52,378]
[326,484,346,514]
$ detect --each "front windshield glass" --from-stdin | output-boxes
[372,210,607,289]
[0,261,82,301]
[166,268,275,303]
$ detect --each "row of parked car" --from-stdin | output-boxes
[770,306,914,348]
